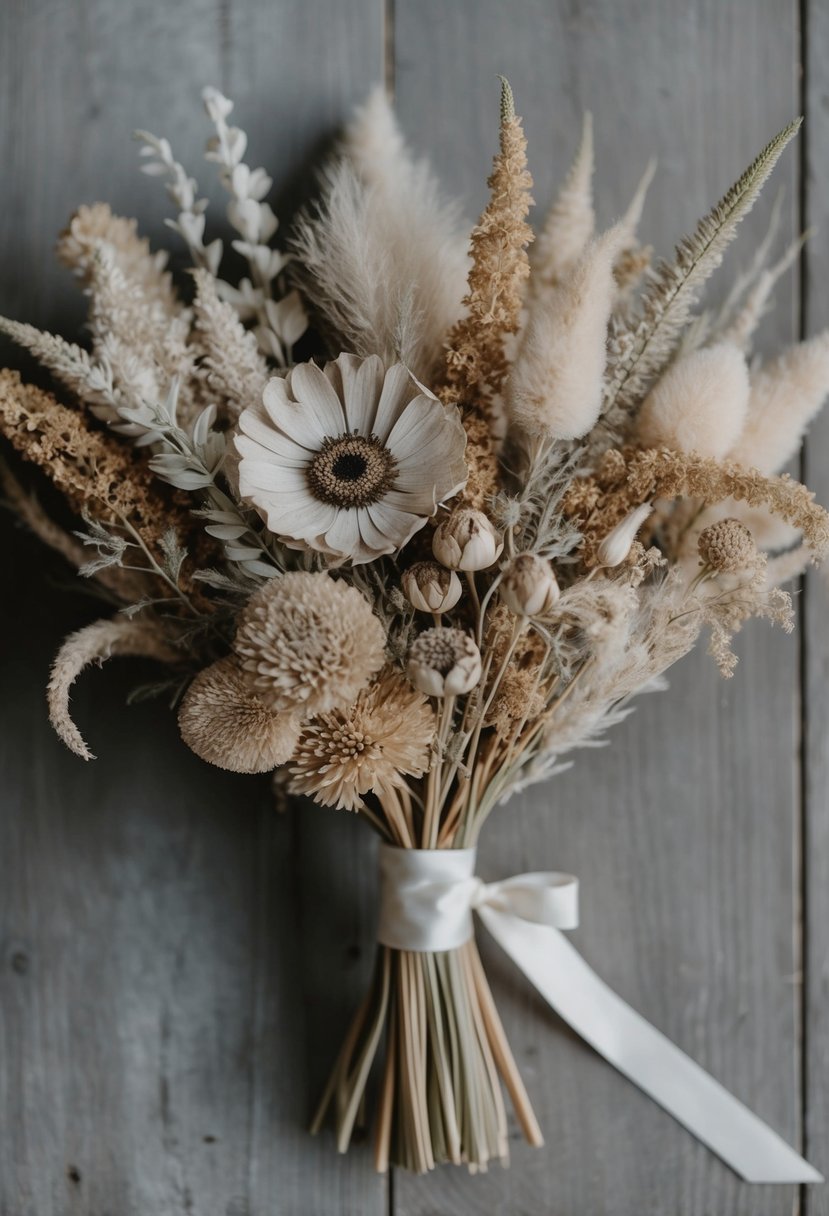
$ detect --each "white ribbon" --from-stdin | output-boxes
[377,844,822,1185]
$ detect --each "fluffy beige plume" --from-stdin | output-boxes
[728,331,829,473]
[533,112,594,289]
[616,159,657,249]
[290,88,468,382]
[48,619,179,760]
[637,343,750,458]
[719,233,805,351]
[509,224,624,441]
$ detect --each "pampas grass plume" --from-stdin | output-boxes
[509,224,625,441]
[637,343,750,458]
[729,331,829,472]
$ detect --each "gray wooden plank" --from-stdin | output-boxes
[393,2,805,1213]
[803,2,829,1210]
[0,2,386,1214]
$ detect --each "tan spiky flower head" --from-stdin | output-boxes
[698,518,760,574]
[178,658,301,774]
[233,571,386,715]
[407,627,482,697]
[289,669,435,811]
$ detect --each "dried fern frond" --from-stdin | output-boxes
[603,119,801,429]
[48,617,180,759]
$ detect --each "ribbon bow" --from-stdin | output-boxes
[377,844,821,1185]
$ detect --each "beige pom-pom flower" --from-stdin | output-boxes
[406,627,482,697]
[637,343,750,458]
[178,658,300,774]
[432,507,503,571]
[698,518,760,574]
[500,553,560,616]
[402,561,462,613]
[235,353,467,564]
[233,572,385,714]
[289,670,435,811]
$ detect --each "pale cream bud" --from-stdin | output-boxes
[596,502,653,567]
[406,627,482,698]
[432,508,504,571]
[401,562,463,614]
[500,554,560,616]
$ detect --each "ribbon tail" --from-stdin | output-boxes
[477,907,822,1184]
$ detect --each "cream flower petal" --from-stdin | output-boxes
[323,509,374,559]
[368,500,428,547]
[289,362,347,437]
[261,496,338,539]
[340,353,385,432]
[235,424,310,466]
[371,364,421,443]
[237,460,307,493]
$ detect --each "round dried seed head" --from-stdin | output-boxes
[233,571,386,715]
[178,658,301,774]
[697,518,759,573]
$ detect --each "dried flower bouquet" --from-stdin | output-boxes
[2,80,829,1176]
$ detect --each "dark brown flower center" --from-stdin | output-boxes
[307,432,398,508]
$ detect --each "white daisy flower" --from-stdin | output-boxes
[235,353,468,564]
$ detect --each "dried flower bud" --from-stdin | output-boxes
[432,508,504,571]
[698,518,759,573]
[402,562,463,614]
[406,627,482,698]
[500,554,560,616]
[596,502,653,567]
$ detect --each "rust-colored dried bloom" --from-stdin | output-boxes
[233,572,385,715]
[289,670,435,811]
[407,627,482,697]
[178,658,301,774]
[698,518,759,573]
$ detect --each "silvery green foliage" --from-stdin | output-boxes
[137,87,307,365]
[118,379,282,584]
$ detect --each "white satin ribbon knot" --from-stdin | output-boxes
[376,843,822,1185]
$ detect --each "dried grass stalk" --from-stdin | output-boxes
[48,618,179,760]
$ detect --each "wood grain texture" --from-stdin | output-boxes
[393,3,805,1213]
[0,1,823,1215]
[804,2,829,1211]
[0,2,386,1214]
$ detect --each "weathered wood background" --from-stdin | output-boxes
[0,1,826,1213]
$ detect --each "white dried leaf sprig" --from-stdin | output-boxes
[137,86,307,364]
[118,379,283,583]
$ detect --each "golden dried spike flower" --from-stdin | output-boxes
[698,518,760,574]
[178,658,301,774]
[233,571,386,715]
[289,669,435,812]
